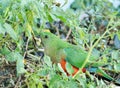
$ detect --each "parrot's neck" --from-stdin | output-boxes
[44,40,68,63]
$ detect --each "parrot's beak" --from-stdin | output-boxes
[38,34,44,46]
[35,36,42,46]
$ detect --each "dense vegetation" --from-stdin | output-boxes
[0,0,120,88]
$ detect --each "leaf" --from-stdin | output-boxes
[66,62,74,74]
[37,82,43,88]
[3,23,18,40]
[44,55,52,67]
[66,80,79,88]
[75,73,87,88]
[0,46,17,62]
[87,82,96,88]
[0,23,5,34]
[49,75,63,88]
[47,12,53,22]
[92,49,100,58]
[53,8,67,22]
[114,63,120,72]
[58,63,67,75]
[49,12,57,21]
[1,47,26,75]
[16,52,26,75]
[0,46,11,55]
[99,79,107,88]
[111,50,119,60]
[113,34,120,49]
[61,0,68,7]
[6,52,17,62]
[37,68,49,76]
[78,28,85,39]
[26,23,32,39]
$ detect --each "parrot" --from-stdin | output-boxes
[39,31,114,81]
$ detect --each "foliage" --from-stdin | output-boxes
[0,0,120,87]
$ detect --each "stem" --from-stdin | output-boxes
[73,18,119,78]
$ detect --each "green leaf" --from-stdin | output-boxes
[87,82,96,88]
[6,52,17,62]
[29,82,36,88]
[76,73,87,88]
[98,79,107,88]
[58,63,67,75]
[44,55,52,67]
[49,12,57,21]
[1,47,26,75]
[47,12,53,22]
[114,63,120,72]
[0,46,11,55]
[78,28,85,39]
[66,80,79,88]
[3,23,18,40]
[37,69,49,76]
[111,50,119,60]
[1,46,17,62]
[16,52,26,75]
[66,62,74,75]
[0,23,5,34]
[49,75,64,88]
[37,82,43,88]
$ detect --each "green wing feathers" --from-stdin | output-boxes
[64,47,104,68]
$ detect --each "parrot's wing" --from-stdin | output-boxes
[64,47,90,68]
[64,47,106,68]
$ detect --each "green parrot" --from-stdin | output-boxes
[39,31,114,81]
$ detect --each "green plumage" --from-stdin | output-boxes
[40,31,116,82]
[40,32,101,68]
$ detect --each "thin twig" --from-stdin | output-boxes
[0,76,10,79]
[56,27,60,37]
[23,38,30,59]
[14,76,21,88]
[65,29,72,40]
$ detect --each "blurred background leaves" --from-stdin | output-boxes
[0,0,120,87]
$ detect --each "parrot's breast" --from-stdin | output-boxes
[44,45,66,63]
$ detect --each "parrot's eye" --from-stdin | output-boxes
[44,35,48,38]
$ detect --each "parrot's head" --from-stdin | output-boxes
[39,31,58,46]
